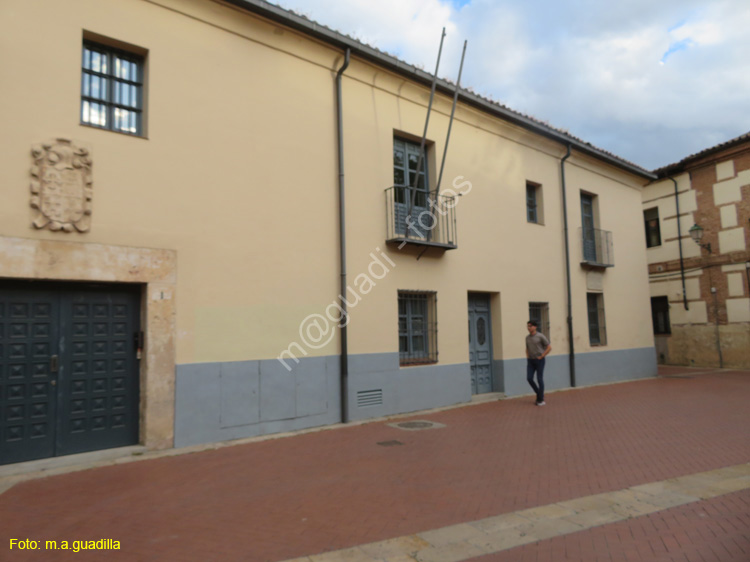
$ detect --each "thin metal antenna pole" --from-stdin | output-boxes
[435,39,467,197]
[408,28,446,221]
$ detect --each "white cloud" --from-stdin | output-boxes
[274,0,750,169]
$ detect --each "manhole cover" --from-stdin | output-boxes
[399,421,434,429]
[387,420,446,431]
[377,440,404,447]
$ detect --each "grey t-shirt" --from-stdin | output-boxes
[526,332,550,358]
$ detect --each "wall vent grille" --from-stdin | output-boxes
[357,389,383,408]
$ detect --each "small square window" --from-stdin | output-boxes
[398,291,437,365]
[81,40,145,136]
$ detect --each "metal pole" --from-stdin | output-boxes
[560,145,576,387]
[669,177,688,311]
[408,28,446,223]
[707,266,724,368]
[435,40,467,197]
[336,49,350,422]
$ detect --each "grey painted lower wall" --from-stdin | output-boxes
[174,356,342,448]
[174,347,655,448]
[502,347,658,398]
[174,353,472,448]
[347,353,471,422]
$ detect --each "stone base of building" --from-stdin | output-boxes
[174,347,658,448]
[655,324,750,369]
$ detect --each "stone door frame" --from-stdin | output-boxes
[0,236,176,450]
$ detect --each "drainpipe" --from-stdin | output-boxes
[560,145,576,387]
[668,177,689,310]
[336,49,350,423]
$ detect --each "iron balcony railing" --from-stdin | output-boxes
[385,186,457,249]
[579,227,614,267]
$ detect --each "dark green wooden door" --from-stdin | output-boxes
[1,282,140,465]
[468,294,493,395]
[0,285,59,464]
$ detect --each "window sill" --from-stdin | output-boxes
[80,122,149,140]
[580,261,614,269]
[399,359,438,368]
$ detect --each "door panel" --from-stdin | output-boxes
[394,139,431,239]
[0,285,59,464]
[468,294,493,395]
[0,282,140,465]
[58,287,140,456]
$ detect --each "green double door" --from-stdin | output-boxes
[0,282,140,465]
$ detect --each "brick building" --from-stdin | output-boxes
[643,133,750,367]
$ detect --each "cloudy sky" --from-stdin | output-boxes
[274,0,750,170]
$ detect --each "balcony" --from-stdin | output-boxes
[579,227,613,268]
[385,186,457,250]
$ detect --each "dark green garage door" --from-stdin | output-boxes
[0,282,140,465]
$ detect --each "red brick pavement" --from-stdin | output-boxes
[469,489,750,562]
[1,369,748,562]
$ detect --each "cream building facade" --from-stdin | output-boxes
[643,134,750,368]
[0,0,657,465]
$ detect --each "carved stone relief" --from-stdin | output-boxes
[30,138,92,232]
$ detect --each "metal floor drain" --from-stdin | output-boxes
[387,420,446,431]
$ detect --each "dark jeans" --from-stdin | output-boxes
[527,358,545,402]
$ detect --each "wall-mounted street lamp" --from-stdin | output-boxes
[689,223,712,253]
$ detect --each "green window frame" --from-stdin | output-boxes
[81,41,144,136]
[644,207,661,248]
[526,183,538,223]
[398,291,437,365]
[586,292,607,346]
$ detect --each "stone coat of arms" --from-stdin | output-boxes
[30,138,93,232]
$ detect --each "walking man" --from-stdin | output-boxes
[526,320,551,406]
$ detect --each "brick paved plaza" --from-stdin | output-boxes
[1,367,748,561]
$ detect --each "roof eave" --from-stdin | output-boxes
[223,0,656,181]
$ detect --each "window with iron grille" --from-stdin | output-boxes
[644,207,661,248]
[528,302,550,339]
[398,291,437,365]
[651,296,671,335]
[81,41,144,136]
[586,292,607,346]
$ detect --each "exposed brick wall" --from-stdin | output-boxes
[647,140,750,367]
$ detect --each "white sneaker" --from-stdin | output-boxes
[536,401,546,406]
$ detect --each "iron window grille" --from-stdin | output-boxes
[398,291,438,365]
[81,41,144,135]
[528,302,550,339]
[651,296,671,335]
[644,207,662,248]
[586,292,607,346]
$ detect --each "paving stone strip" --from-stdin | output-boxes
[282,463,750,562]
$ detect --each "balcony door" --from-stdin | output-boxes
[581,193,597,262]
[393,138,432,239]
